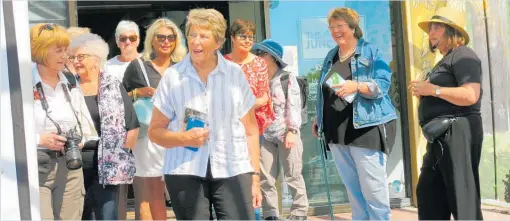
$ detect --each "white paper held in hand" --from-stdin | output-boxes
[325,72,356,103]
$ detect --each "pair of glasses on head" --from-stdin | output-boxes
[38,23,56,36]
[238,34,255,41]
[119,35,138,43]
[156,34,176,43]
[68,54,93,62]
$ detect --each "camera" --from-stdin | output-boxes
[62,128,83,170]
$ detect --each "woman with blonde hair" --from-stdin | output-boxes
[123,17,187,220]
[148,8,262,220]
[31,23,93,220]
[411,7,483,220]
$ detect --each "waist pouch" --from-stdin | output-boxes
[422,117,457,143]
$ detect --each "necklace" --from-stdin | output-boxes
[339,48,356,62]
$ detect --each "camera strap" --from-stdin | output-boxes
[36,81,83,140]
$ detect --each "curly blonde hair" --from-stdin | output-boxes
[142,18,187,62]
[185,8,227,47]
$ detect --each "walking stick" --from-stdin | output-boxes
[318,138,334,220]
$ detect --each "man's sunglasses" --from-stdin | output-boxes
[38,23,56,36]
[119,35,138,43]
[155,34,177,43]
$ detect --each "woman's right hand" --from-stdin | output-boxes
[136,86,156,98]
[39,132,67,151]
[312,117,319,138]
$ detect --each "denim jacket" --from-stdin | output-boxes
[316,38,397,134]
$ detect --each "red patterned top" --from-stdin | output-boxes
[224,54,275,134]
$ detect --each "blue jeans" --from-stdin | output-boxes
[329,144,390,220]
[82,179,119,220]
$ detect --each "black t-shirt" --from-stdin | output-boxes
[82,83,139,174]
[418,46,482,125]
[322,54,395,153]
[123,59,164,92]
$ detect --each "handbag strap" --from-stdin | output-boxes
[136,58,151,87]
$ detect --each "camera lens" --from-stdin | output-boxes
[64,130,83,170]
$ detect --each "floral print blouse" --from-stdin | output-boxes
[224,54,275,134]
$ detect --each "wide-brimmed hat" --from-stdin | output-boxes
[251,39,287,68]
[418,7,470,45]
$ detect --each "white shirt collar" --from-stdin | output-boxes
[176,51,230,78]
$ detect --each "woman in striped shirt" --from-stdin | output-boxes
[148,8,262,220]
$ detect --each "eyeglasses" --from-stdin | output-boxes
[68,54,93,62]
[119,35,138,43]
[38,23,56,36]
[155,34,176,43]
[255,50,267,57]
[328,23,349,31]
[238,34,255,41]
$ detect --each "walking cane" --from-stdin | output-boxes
[318,138,334,220]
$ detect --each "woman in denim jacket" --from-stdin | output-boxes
[311,8,397,220]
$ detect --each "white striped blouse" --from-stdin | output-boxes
[152,52,256,178]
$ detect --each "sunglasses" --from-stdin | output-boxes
[38,23,56,36]
[119,35,138,43]
[255,50,267,57]
[238,34,255,41]
[68,54,93,62]
[155,34,176,43]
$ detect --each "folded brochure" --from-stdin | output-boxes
[325,72,356,103]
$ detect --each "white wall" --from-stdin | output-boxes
[0,0,40,219]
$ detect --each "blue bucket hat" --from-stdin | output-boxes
[251,39,287,68]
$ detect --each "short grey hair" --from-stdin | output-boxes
[115,20,140,39]
[69,33,109,68]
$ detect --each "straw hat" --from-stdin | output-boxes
[418,7,470,45]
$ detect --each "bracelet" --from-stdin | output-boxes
[133,88,138,101]
[252,171,261,176]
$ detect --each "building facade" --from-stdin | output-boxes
[2,0,510,219]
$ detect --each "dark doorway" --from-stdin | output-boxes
[77,1,230,59]
[76,1,230,201]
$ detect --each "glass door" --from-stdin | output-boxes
[268,0,407,210]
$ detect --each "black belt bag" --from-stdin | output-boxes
[421,117,457,143]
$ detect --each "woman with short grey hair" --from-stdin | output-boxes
[107,20,141,80]
[69,33,140,220]
[148,8,262,220]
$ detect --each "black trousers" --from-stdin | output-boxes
[417,114,483,220]
[165,163,254,220]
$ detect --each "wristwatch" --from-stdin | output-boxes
[435,86,441,97]
[288,128,298,134]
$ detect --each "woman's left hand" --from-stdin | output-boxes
[332,80,358,98]
[252,175,263,208]
[409,80,435,97]
[284,131,297,149]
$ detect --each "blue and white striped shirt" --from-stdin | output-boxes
[152,52,256,178]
